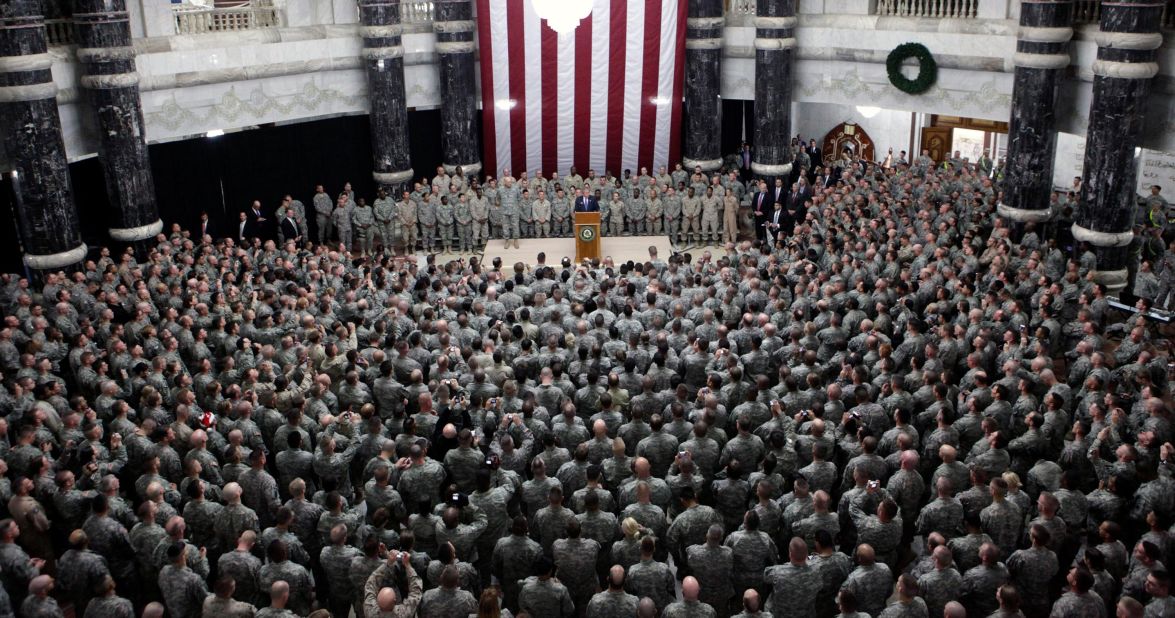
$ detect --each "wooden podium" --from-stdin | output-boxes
[575,211,601,263]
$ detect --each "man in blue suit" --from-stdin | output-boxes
[574,188,599,212]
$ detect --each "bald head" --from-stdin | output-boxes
[789,537,808,564]
[682,576,700,601]
[377,587,398,611]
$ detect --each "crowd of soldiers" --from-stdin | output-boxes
[288,164,753,256]
[0,142,1174,618]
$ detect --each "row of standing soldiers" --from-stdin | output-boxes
[303,166,750,254]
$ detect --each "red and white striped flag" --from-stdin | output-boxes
[475,0,687,179]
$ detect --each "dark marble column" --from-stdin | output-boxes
[997,0,1072,226]
[682,0,723,173]
[72,0,161,253]
[1072,0,1163,292]
[0,1,86,273]
[359,0,413,191]
[434,0,479,181]
[751,0,794,187]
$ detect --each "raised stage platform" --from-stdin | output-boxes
[476,235,678,267]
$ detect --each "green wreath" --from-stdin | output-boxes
[886,42,937,95]
[579,226,597,242]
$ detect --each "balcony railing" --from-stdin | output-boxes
[401,1,435,24]
[173,4,281,34]
[875,0,978,18]
[44,18,74,46]
[1074,0,1175,27]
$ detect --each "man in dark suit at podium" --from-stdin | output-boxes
[574,188,599,212]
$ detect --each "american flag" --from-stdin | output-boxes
[475,0,688,179]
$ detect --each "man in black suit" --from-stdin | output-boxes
[246,199,269,240]
[574,188,599,212]
[766,201,786,245]
[279,207,301,248]
[197,211,216,241]
[751,180,771,241]
[236,211,254,243]
[771,178,785,207]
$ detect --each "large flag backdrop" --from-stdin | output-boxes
[475,0,688,180]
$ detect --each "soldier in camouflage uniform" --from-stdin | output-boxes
[517,555,575,618]
[700,187,721,245]
[628,536,676,614]
[470,188,490,249]
[842,544,893,618]
[1006,524,1058,617]
[666,487,723,575]
[398,190,418,252]
[213,483,259,559]
[916,545,963,618]
[519,188,535,238]
[588,565,640,618]
[552,188,571,237]
[419,565,477,618]
[959,543,1008,618]
[492,517,543,611]
[352,199,376,256]
[158,542,210,618]
[320,523,363,618]
[499,178,522,249]
[258,540,315,615]
[331,193,353,252]
[373,189,397,254]
[533,190,552,238]
[552,519,601,610]
[628,189,648,236]
[418,195,439,253]
[646,189,663,236]
[218,530,263,607]
[56,530,110,616]
[764,538,822,618]
[435,196,455,254]
[313,185,333,245]
[608,191,626,237]
[454,193,473,253]
[687,524,734,615]
[682,187,701,246]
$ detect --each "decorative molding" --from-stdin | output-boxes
[109,219,163,241]
[144,80,371,133]
[791,68,1013,119]
[24,244,88,270]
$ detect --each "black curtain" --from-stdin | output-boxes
[0,110,448,273]
[721,99,754,157]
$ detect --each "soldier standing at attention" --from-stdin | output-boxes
[435,196,455,254]
[628,189,647,236]
[647,189,663,236]
[313,184,333,245]
[519,188,535,239]
[664,187,682,245]
[701,186,721,246]
[499,176,521,249]
[454,193,473,253]
[723,188,740,244]
[331,194,353,253]
[418,195,438,253]
[552,188,571,237]
[533,190,552,238]
[609,191,626,237]
[352,198,375,256]
[682,187,701,247]
[398,190,418,253]
[484,178,502,239]
[373,188,396,255]
[470,188,490,250]
[432,166,451,194]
